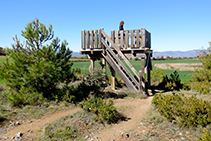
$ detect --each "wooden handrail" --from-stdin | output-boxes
[81,28,151,50]
[101,29,139,80]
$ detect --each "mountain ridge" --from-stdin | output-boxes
[72,49,200,58]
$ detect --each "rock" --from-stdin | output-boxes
[0,135,8,140]
[9,121,20,127]
[12,132,23,141]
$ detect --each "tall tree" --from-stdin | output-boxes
[1,19,75,106]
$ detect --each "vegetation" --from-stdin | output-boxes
[152,93,211,128]
[191,46,211,94]
[79,97,125,124]
[0,19,75,106]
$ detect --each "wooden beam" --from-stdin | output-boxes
[89,59,95,73]
[81,30,85,50]
[109,65,115,90]
[140,57,145,92]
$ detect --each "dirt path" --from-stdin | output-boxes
[2,107,80,140]
[93,97,153,141]
[1,97,153,140]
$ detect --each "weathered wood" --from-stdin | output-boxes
[120,30,124,47]
[90,30,94,49]
[109,65,115,90]
[130,30,134,48]
[85,30,89,49]
[94,30,98,48]
[98,29,102,49]
[101,39,139,91]
[81,30,85,50]
[136,29,140,47]
[101,30,139,80]
[89,59,95,73]
[140,58,145,92]
[125,30,129,49]
[111,30,115,43]
[141,28,146,47]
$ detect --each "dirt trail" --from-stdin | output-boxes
[1,97,153,140]
[93,97,153,141]
[2,107,80,140]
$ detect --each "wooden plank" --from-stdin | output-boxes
[101,38,139,89]
[141,28,146,47]
[141,58,145,92]
[130,30,134,48]
[98,29,102,49]
[136,29,140,47]
[101,30,140,80]
[120,30,124,47]
[89,59,95,73]
[102,52,137,92]
[115,31,119,45]
[85,30,89,49]
[125,30,129,49]
[90,30,94,49]
[111,30,115,43]
[94,30,98,48]
[81,30,85,50]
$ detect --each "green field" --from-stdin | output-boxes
[0,55,201,82]
[72,59,201,82]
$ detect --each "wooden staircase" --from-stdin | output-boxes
[80,28,152,93]
[100,30,140,92]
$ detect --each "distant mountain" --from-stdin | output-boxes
[71,52,85,57]
[152,49,199,58]
[72,49,200,58]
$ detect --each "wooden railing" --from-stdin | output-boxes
[81,28,151,50]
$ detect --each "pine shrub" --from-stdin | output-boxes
[0,19,75,106]
[152,93,211,128]
[79,97,125,124]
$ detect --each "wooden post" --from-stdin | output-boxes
[147,55,152,88]
[81,29,85,50]
[89,59,95,73]
[139,57,145,92]
[102,57,106,74]
[109,65,115,90]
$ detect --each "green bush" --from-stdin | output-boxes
[79,97,125,124]
[150,67,166,85]
[152,93,211,128]
[0,19,75,106]
[159,71,183,91]
[191,81,211,94]
[197,128,211,141]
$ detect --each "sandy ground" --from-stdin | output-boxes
[155,63,202,71]
[1,97,153,140]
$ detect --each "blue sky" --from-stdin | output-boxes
[0,0,210,52]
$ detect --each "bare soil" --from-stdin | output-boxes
[155,63,202,71]
[1,97,153,140]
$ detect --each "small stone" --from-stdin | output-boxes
[143,130,145,133]
[181,137,185,140]
[85,135,89,139]
[179,132,182,135]
[136,134,139,136]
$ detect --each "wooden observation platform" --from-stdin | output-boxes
[80,28,152,93]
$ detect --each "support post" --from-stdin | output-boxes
[139,57,145,92]
[147,56,151,88]
[109,65,115,90]
[89,59,95,73]
[102,58,106,74]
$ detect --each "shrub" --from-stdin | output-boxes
[152,93,211,128]
[0,19,75,106]
[150,67,166,85]
[191,46,211,94]
[191,81,211,94]
[159,71,183,91]
[79,97,125,124]
[197,128,211,141]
